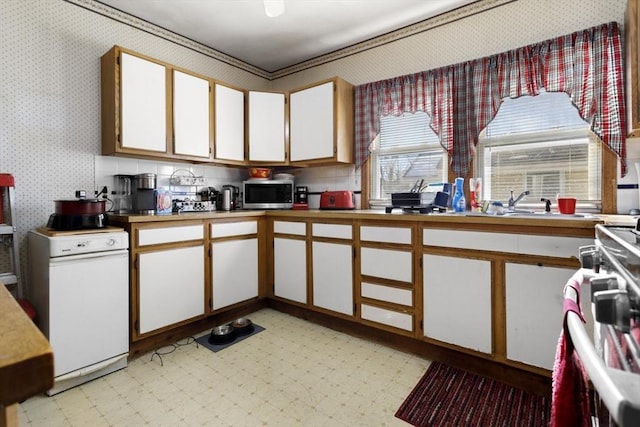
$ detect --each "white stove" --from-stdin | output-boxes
[571,222,640,426]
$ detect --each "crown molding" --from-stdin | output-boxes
[270,0,516,79]
[67,0,516,81]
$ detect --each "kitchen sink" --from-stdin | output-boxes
[503,211,596,218]
[464,211,596,219]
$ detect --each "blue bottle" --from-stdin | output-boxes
[452,177,466,212]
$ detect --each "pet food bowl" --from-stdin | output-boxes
[231,317,254,336]
[208,324,236,344]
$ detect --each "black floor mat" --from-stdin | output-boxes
[195,324,265,353]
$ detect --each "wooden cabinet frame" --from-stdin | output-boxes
[627,0,640,136]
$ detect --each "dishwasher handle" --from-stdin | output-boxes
[49,249,129,263]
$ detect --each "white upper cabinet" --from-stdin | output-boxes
[248,91,286,162]
[119,51,167,153]
[214,83,245,162]
[173,70,211,159]
[289,77,354,165]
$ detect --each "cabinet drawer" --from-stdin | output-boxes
[312,223,352,239]
[361,304,412,331]
[211,221,257,238]
[361,282,412,306]
[423,228,591,258]
[274,221,306,236]
[360,226,411,244]
[361,247,412,282]
[138,224,203,246]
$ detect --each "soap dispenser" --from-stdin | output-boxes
[453,177,466,212]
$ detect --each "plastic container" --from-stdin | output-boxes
[452,177,466,212]
[557,197,577,214]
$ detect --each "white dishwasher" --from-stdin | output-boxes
[28,229,129,395]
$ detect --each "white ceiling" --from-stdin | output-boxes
[97,0,479,72]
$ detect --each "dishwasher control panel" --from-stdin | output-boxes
[43,231,129,257]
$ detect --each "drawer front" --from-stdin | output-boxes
[360,226,411,244]
[274,221,306,236]
[138,224,203,246]
[361,247,412,282]
[361,304,413,331]
[211,221,258,238]
[361,282,412,306]
[423,228,591,258]
[312,223,352,239]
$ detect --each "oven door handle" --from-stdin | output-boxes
[565,269,640,426]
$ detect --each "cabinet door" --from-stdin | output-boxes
[215,83,245,162]
[505,263,573,370]
[120,52,167,152]
[173,70,211,158]
[248,91,286,162]
[423,254,492,353]
[312,241,353,315]
[274,238,307,303]
[290,81,334,161]
[138,245,204,334]
[212,238,259,310]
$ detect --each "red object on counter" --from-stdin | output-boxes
[53,198,106,215]
[557,197,577,214]
[319,191,355,210]
[292,203,309,210]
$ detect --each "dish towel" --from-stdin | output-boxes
[550,279,591,427]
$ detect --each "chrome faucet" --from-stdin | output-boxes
[507,189,530,210]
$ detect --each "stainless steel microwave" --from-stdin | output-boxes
[242,180,294,209]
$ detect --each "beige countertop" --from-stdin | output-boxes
[0,284,54,407]
[104,209,637,232]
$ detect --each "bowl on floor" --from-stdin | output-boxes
[208,324,236,344]
[231,318,254,336]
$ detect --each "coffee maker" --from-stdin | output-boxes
[294,186,309,210]
[113,174,133,213]
[132,173,157,214]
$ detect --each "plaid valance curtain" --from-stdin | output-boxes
[354,22,626,177]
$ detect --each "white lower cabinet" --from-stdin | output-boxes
[138,245,205,334]
[505,263,573,370]
[211,238,259,310]
[312,241,353,315]
[423,254,492,353]
[274,238,307,303]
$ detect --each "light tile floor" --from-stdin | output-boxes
[19,308,430,426]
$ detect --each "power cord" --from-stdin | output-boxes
[150,336,198,366]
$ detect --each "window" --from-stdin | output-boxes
[476,90,601,209]
[369,111,447,205]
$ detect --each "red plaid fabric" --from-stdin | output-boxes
[354,22,626,177]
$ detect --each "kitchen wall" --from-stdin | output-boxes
[271,0,639,214]
[0,0,637,293]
